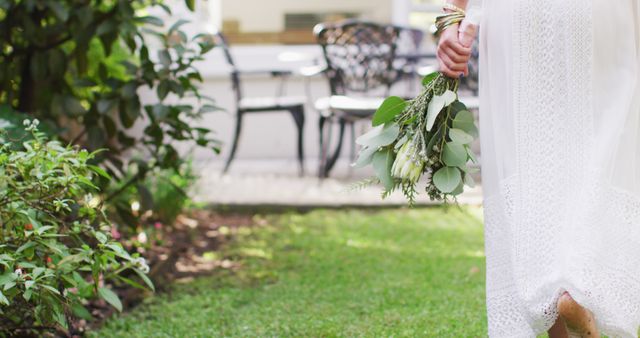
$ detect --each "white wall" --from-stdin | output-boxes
[221,0,394,32]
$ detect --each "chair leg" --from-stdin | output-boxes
[223,110,243,173]
[318,115,328,177]
[347,121,356,176]
[288,106,305,176]
[323,118,346,178]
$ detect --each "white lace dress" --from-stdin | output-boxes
[478,0,640,336]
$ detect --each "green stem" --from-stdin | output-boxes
[438,79,460,163]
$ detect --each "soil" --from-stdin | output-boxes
[67,210,256,337]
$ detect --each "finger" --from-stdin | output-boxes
[441,44,470,63]
[444,40,472,56]
[438,59,459,78]
[437,49,467,72]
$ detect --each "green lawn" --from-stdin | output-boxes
[95,207,488,337]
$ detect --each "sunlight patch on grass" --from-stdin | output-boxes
[95,207,487,337]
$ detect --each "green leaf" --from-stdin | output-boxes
[372,96,406,126]
[467,146,478,163]
[426,123,444,157]
[97,99,116,114]
[185,0,196,11]
[106,243,131,260]
[133,269,155,292]
[355,123,400,149]
[442,142,467,167]
[95,231,108,244]
[71,303,93,320]
[158,50,171,67]
[422,71,440,86]
[32,267,45,278]
[3,281,15,291]
[36,226,54,235]
[169,19,190,33]
[0,291,8,305]
[426,90,457,132]
[135,16,164,27]
[451,180,465,195]
[0,272,16,286]
[352,146,378,169]
[433,167,462,193]
[372,149,395,191]
[40,284,61,295]
[157,80,170,100]
[64,96,87,116]
[464,173,476,188]
[16,241,36,253]
[98,287,122,312]
[23,289,32,301]
[137,184,154,211]
[450,100,467,114]
[89,165,111,179]
[452,110,478,137]
[449,128,474,144]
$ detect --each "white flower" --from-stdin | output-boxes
[14,268,22,276]
[391,141,425,183]
[137,231,148,244]
[133,257,150,274]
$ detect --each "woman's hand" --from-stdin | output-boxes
[437,25,472,78]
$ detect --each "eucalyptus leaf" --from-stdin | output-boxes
[426,90,457,131]
[452,110,478,137]
[422,72,440,86]
[464,173,476,188]
[352,146,378,168]
[372,149,395,191]
[451,180,465,195]
[433,167,462,193]
[449,128,474,144]
[467,146,478,163]
[355,123,399,149]
[442,142,468,167]
[450,100,467,114]
[372,96,406,126]
[394,133,409,151]
[426,123,444,157]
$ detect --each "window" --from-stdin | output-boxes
[219,0,394,44]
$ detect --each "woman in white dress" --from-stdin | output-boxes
[438,0,640,337]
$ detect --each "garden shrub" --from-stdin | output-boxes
[0,122,152,335]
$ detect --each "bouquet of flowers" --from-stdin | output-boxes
[353,9,480,205]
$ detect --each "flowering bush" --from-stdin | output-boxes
[0,121,152,335]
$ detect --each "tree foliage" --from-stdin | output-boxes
[0,0,219,225]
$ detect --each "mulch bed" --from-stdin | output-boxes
[68,210,256,337]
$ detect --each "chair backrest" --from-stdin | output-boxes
[314,20,401,96]
[210,32,242,102]
[393,26,425,80]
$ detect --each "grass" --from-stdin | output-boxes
[95,207,488,337]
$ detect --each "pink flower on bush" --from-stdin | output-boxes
[111,227,121,239]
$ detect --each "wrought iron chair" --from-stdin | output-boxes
[313,20,402,177]
[214,33,306,175]
[393,26,427,95]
